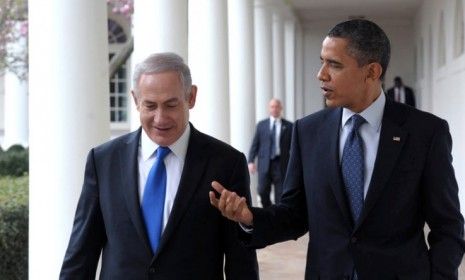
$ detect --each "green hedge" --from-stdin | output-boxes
[0,146,28,177]
[0,176,28,280]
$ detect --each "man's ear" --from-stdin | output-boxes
[188,85,197,109]
[366,63,383,81]
[131,90,140,110]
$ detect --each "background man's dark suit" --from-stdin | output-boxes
[248,118,292,206]
[386,86,416,107]
[60,124,258,279]
[248,99,465,279]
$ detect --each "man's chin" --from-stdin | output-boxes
[325,99,338,108]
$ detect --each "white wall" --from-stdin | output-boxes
[414,0,465,212]
[301,18,416,116]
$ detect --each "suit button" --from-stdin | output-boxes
[351,237,357,243]
[149,267,156,273]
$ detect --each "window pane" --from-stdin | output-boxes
[118,82,126,92]
[118,96,127,107]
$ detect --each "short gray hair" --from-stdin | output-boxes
[132,52,192,97]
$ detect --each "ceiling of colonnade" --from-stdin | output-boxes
[290,0,423,22]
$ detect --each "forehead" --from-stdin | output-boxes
[139,71,183,90]
[138,72,186,102]
[269,100,280,107]
[321,37,351,57]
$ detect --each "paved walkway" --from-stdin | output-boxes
[257,234,465,279]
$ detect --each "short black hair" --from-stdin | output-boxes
[327,19,391,81]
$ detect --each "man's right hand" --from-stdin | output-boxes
[209,181,254,226]
[248,163,256,174]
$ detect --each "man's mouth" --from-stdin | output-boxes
[321,86,333,97]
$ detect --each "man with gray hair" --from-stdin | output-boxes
[60,52,258,279]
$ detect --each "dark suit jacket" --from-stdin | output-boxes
[247,99,464,279]
[248,118,293,176]
[60,124,258,280]
[386,86,416,107]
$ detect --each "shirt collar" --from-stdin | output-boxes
[341,91,385,132]
[141,124,191,161]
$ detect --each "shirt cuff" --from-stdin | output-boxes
[239,222,254,233]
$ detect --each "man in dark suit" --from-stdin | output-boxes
[386,76,416,107]
[248,98,292,207]
[60,53,258,279]
[210,19,465,279]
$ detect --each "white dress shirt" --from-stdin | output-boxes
[138,124,190,232]
[339,92,385,198]
[270,117,282,156]
[394,87,406,103]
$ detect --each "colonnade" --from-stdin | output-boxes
[27,0,303,278]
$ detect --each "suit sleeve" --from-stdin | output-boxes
[223,153,259,280]
[422,120,465,279]
[248,121,309,248]
[60,149,106,279]
[248,124,260,163]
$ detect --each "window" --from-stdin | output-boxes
[109,53,128,123]
[108,19,129,124]
[108,19,127,44]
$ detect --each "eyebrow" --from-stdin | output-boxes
[320,56,343,66]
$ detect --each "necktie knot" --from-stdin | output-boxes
[156,146,171,161]
[350,114,365,132]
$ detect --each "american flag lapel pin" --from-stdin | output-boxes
[393,136,401,142]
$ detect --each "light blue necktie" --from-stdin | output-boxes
[341,115,365,280]
[142,146,170,254]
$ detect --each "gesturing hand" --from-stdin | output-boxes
[209,181,254,226]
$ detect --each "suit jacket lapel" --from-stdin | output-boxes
[356,100,408,228]
[119,128,153,256]
[324,109,354,228]
[154,124,209,260]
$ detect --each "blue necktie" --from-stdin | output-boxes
[341,114,366,223]
[341,115,365,280]
[270,120,277,159]
[142,146,170,254]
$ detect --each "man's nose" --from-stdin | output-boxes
[317,65,328,81]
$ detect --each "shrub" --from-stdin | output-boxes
[0,147,28,177]
[6,145,25,153]
[0,176,28,280]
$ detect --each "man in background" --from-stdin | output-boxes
[386,76,416,107]
[248,98,292,207]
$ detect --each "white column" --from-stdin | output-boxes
[3,75,28,149]
[254,0,273,121]
[3,21,28,149]
[228,0,257,205]
[284,19,296,121]
[130,0,188,130]
[28,1,109,279]
[189,0,230,143]
[295,24,305,119]
[272,12,285,104]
